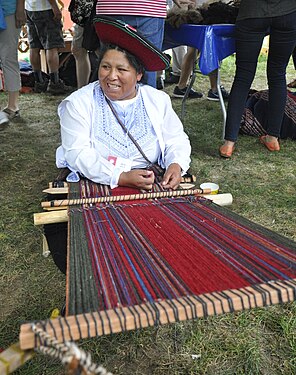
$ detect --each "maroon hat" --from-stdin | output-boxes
[93,16,170,71]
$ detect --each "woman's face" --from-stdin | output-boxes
[98,49,143,101]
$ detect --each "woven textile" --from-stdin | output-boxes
[66,180,296,317]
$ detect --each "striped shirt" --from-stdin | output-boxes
[96,0,167,18]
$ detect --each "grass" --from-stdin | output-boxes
[0,54,296,374]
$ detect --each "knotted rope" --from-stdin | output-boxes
[31,323,113,375]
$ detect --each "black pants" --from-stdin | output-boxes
[225,10,296,141]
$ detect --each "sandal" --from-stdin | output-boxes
[3,107,20,120]
[259,135,280,151]
[219,143,235,158]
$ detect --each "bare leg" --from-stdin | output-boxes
[29,48,42,70]
[208,70,218,91]
[177,47,196,90]
[46,48,60,74]
[72,47,91,88]
[7,91,19,112]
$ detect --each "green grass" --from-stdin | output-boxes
[0,55,296,374]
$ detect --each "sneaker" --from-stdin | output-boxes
[173,86,203,99]
[47,79,72,95]
[0,111,9,129]
[207,86,230,101]
[34,79,49,93]
[2,107,20,120]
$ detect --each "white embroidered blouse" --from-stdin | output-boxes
[56,82,191,188]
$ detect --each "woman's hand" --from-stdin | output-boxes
[118,169,155,190]
[161,163,182,190]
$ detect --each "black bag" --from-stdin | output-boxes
[68,0,94,26]
[82,3,100,51]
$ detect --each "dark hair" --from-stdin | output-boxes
[98,43,145,75]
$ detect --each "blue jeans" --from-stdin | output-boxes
[225,10,296,141]
[109,15,165,88]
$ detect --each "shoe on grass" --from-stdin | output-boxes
[34,79,49,93]
[219,143,235,158]
[207,86,229,101]
[0,111,9,129]
[3,107,20,120]
[173,86,203,99]
[47,79,72,95]
[259,135,280,151]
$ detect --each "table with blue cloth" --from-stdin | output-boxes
[163,23,235,137]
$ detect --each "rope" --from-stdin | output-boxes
[31,324,113,375]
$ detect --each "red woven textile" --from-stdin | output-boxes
[67,181,296,315]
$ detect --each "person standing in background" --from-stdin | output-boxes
[170,0,230,100]
[25,0,71,94]
[71,24,91,89]
[220,0,296,157]
[0,0,26,126]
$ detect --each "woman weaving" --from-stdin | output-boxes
[56,16,191,191]
[47,16,191,275]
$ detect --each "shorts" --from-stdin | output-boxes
[26,10,65,50]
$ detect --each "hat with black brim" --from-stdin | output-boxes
[93,16,170,71]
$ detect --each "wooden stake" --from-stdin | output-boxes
[0,342,34,374]
[34,210,68,225]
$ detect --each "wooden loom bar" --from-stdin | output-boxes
[34,194,233,225]
[19,278,296,350]
[34,210,68,225]
[41,188,211,208]
[0,343,34,374]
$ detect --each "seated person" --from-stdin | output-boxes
[56,17,191,192]
[240,89,296,140]
[47,16,192,274]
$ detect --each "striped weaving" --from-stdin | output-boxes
[66,180,296,317]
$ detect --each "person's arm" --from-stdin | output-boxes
[48,0,62,20]
[59,97,155,189]
[15,0,26,28]
[59,99,120,186]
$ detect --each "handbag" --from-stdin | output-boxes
[105,97,165,179]
[0,1,7,31]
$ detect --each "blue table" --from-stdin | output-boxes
[163,23,235,136]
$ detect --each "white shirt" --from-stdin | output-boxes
[56,82,191,188]
[25,0,52,11]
